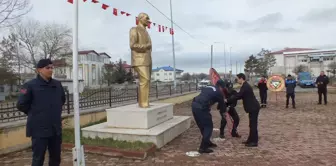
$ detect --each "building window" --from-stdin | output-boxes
[0,86,4,92]
[156,73,159,76]
[164,73,167,76]
[301,59,307,62]
[323,57,334,61]
[169,73,172,75]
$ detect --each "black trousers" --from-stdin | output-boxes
[318,88,327,104]
[31,134,62,166]
[259,91,267,105]
[286,93,295,107]
[192,102,213,150]
[247,110,259,143]
[220,107,240,135]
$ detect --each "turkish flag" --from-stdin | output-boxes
[67,0,73,4]
[102,4,109,10]
[170,28,174,35]
[136,17,139,25]
[113,8,118,16]
[126,13,131,16]
[148,22,151,29]
[121,11,126,15]
[92,0,99,3]
[158,25,161,32]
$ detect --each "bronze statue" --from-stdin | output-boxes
[129,13,152,108]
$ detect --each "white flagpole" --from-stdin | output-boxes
[169,0,177,90]
[72,0,84,165]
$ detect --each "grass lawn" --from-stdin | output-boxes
[62,118,154,151]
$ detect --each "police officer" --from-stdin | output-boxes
[219,84,241,139]
[227,73,260,147]
[17,59,65,166]
[257,76,268,108]
[285,74,296,109]
[192,79,227,154]
[316,71,329,105]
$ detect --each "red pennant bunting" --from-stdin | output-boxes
[102,4,109,10]
[66,0,174,35]
[170,28,174,35]
[113,8,118,16]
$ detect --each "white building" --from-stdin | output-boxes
[53,50,111,88]
[270,48,336,77]
[151,66,183,82]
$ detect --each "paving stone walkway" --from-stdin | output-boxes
[1,92,336,166]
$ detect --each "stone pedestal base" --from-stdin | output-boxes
[81,103,191,148]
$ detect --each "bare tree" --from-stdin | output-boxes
[11,19,72,70]
[40,23,72,59]
[13,19,41,69]
[0,0,32,27]
[328,62,336,75]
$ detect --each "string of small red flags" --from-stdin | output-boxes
[67,0,175,35]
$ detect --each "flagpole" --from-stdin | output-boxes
[72,0,83,165]
[169,0,176,90]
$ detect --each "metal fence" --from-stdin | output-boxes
[0,83,199,123]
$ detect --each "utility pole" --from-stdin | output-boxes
[211,44,213,68]
[236,61,238,75]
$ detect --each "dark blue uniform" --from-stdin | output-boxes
[17,75,65,166]
[192,85,226,151]
[285,79,296,108]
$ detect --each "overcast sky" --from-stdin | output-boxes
[21,0,336,73]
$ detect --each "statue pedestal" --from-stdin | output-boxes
[81,103,191,148]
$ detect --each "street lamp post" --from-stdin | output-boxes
[224,44,226,76]
[230,47,232,72]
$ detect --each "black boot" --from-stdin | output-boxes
[198,148,214,154]
[245,142,258,147]
[208,142,217,148]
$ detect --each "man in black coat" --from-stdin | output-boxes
[17,59,66,166]
[227,73,260,147]
[257,76,268,108]
[316,71,329,105]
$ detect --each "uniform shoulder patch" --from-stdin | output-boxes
[20,88,27,94]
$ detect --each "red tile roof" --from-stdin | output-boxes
[99,52,111,58]
[270,48,316,55]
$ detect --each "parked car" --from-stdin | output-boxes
[198,80,210,90]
